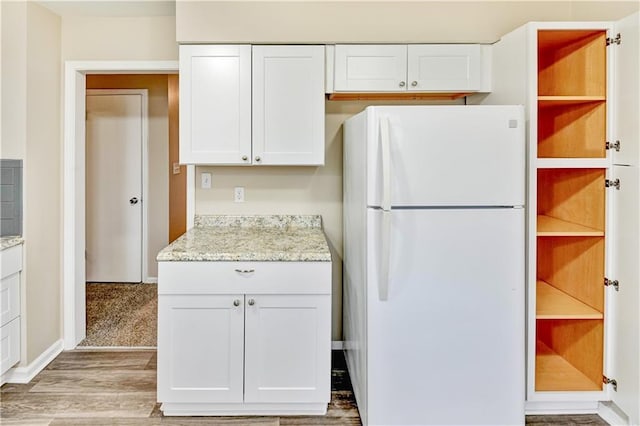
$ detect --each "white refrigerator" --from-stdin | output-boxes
[343,105,526,425]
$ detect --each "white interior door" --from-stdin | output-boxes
[86,90,145,283]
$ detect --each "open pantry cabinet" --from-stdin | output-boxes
[476,12,640,424]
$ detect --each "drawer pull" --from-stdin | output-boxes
[234,269,255,274]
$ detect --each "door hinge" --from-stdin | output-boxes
[606,178,621,190]
[603,375,618,391]
[605,278,619,291]
[606,33,621,46]
[606,140,621,152]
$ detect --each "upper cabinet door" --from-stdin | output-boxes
[179,45,252,165]
[613,12,639,166]
[252,46,325,166]
[407,44,481,91]
[334,45,408,91]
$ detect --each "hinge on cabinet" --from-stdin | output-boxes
[603,376,618,391]
[606,178,621,190]
[606,140,621,152]
[606,33,622,46]
[604,278,620,291]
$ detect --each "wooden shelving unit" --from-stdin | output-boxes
[534,28,607,393]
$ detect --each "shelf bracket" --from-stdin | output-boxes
[606,33,622,46]
[606,140,621,152]
[603,375,618,391]
[606,179,621,190]
[605,278,620,291]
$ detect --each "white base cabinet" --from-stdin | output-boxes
[157,261,331,416]
[0,243,22,383]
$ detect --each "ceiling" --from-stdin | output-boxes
[36,0,176,17]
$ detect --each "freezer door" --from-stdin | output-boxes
[366,207,525,425]
[366,105,525,207]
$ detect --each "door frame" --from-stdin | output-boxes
[85,88,149,284]
[63,61,195,349]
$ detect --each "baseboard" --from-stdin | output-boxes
[144,277,157,284]
[525,400,599,414]
[2,339,63,384]
[599,401,629,425]
[331,340,344,350]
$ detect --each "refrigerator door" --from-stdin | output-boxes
[366,207,525,425]
[366,105,525,208]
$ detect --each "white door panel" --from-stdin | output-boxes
[334,45,407,91]
[366,208,525,425]
[252,45,325,165]
[86,92,143,282]
[244,294,331,403]
[610,165,640,425]
[367,105,525,207]
[407,44,481,91]
[613,13,639,166]
[157,294,245,403]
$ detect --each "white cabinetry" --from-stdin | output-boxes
[481,13,639,423]
[333,44,483,92]
[157,261,331,415]
[1,244,22,382]
[180,45,325,166]
[179,45,252,165]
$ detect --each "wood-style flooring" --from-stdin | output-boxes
[0,349,609,425]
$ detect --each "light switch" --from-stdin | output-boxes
[172,162,181,175]
[201,173,212,189]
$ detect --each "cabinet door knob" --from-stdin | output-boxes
[248,299,255,306]
[255,156,261,162]
[242,155,248,161]
[399,81,406,87]
[233,299,241,307]
[411,81,418,87]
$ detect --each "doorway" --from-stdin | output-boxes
[63,61,193,349]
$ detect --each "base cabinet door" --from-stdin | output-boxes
[158,294,245,403]
[243,294,331,403]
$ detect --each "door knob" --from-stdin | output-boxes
[129,197,139,205]
[255,156,261,162]
[411,81,418,87]
[233,299,241,307]
[242,155,248,161]
[248,299,255,306]
[399,81,406,87]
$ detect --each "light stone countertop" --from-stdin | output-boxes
[1,236,24,251]
[157,215,331,262]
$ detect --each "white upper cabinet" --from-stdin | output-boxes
[180,44,325,166]
[252,46,325,166]
[407,44,481,91]
[333,44,484,92]
[334,45,407,91]
[179,45,252,165]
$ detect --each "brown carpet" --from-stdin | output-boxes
[79,283,157,347]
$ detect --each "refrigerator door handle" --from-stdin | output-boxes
[380,117,392,212]
[379,210,392,301]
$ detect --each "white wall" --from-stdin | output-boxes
[86,75,170,280]
[1,1,62,364]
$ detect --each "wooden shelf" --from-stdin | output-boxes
[538,96,605,106]
[535,340,602,391]
[536,280,603,319]
[326,92,470,101]
[537,158,609,169]
[537,215,603,237]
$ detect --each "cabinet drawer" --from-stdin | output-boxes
[1,245,22,279]
[1,317,20,376]
[1,273,20,326]
[158,261,331,295]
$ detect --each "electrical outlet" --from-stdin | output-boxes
[234,187,245,202]
[201,172,212,189]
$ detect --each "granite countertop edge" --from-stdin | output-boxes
[1,236,24,251]
[157,215,331,263]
